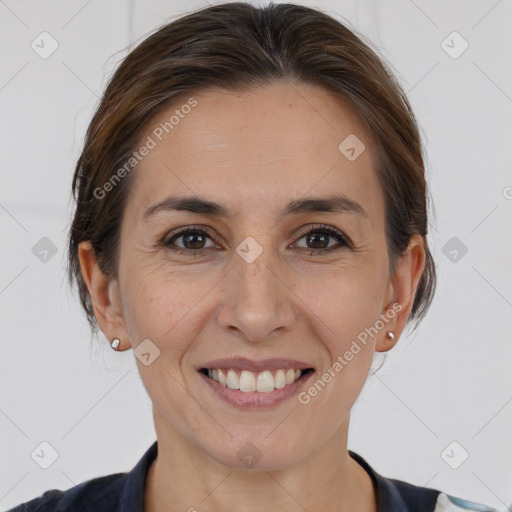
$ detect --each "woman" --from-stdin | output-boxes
[8,2,501,511]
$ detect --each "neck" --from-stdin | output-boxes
[144,408,377,512]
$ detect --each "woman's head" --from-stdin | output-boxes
[68,2,435,469]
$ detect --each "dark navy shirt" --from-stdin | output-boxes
[6,441,498,512]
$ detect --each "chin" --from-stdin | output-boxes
[203,430,314,471]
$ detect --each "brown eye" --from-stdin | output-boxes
[163,227,217,253]
[162,224,351,256]
[295,225,351,253]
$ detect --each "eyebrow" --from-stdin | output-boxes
[142,193,368,221]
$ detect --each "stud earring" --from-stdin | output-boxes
[111,338,121,351]
[385,331,395,341]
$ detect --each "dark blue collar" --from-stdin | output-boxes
[348,450,440,512]
[118,441,440,512]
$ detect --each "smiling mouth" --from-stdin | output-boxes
[199,367,315,393]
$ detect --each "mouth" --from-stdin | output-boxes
[199,367,314,392]
[197,358,315,409]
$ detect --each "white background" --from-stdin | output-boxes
[1,0,511,510]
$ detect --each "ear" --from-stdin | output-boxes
[77,241,130,348]
[376,234,426,352]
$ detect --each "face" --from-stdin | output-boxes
[81,81,424,470]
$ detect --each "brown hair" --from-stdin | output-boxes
[67,1,436,336]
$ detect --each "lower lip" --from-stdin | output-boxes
[199,371,314,409]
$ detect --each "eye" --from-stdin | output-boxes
[162,226,218,254]
[162,224,351,256]
[294,224,351,254]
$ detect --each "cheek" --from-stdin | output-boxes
[294,268,383,431]
[293,260,388,341]
[120,261,219,355]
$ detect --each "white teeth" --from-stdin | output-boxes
[206,367,307,392]
[217,369,227,386]
[226,369,239,390]
[274,369,286,389]
[239,370,256,392]
[256,371,274,392]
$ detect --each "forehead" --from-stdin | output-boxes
[127,82,383,223]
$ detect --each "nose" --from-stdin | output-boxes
[216,242,296,343]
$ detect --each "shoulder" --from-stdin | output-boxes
[432,491,501,511]
[348,450,499,512]
[5,441,158,512]
[386,477,500,512]
[4,472,126,512]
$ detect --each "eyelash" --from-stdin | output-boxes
[162,224,352,256]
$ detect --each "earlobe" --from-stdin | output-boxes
[77,241,129,344]
[376,234,426,352]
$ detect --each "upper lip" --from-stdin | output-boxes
[198,357,314,373]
